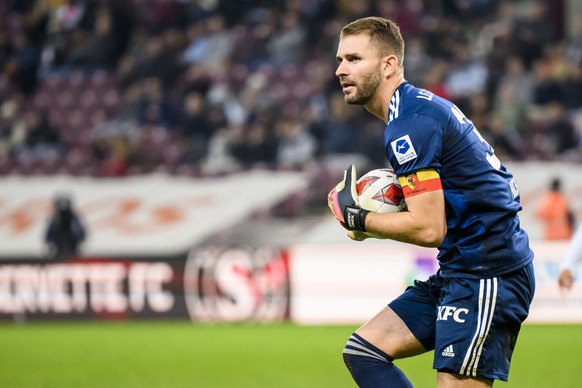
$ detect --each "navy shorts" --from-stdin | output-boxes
[388,261,535,382]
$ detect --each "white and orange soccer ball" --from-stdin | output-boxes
[356,168,407,213]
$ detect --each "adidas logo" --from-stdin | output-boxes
[441,344,455,357]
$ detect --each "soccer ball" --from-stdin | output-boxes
[356,168,407,213]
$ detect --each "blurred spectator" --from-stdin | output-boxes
[374,0,423,38]
[240,7,277,67]
[546,102,579,155]
[492,83,528,136]
[128,123,169,174]
[267,11,307,67]
[174,90,214,164]
[531,58,564,106]
[444,44,488,103]
[4,31,40,94]
[421,59,451,100]
[513,1,553,69]
[230,118,277,168]
[276,115,316,169]
[403,38,432,87]
[206,71,247,127]
[41,0,86,69]
[0,31,10,70]
[562,60,582,111]
[495,56,534,106]
[536,177,574,240]
[116,27,152,90]
[182,14,234,69]
[115,82,143,123]
[67,7,118,68]
[148,0,188,32]
[49,0,86,34]
[337,0,373,20]
[131,35,177,88]
[303,80,332,157]
[45,193,86,261]
[0,100,26,157]
[566,15,582,65]
[323,92,375,157]
[476,0,519,56]
[466,93,489,135]
[93,134,130,177]
[137,77,173,127]
[481,114,523,160]
[200,126,240,175]
[21,110,63,159]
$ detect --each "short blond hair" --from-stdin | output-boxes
[340,17,405,69]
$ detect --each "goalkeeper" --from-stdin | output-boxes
[328,17,535,388]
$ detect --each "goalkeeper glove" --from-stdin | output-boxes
[327,165,369,232]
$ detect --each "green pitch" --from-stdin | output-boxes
[0,322,579,387]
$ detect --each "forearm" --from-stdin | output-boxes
[364,211,446,247]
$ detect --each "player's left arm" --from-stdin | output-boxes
[352,169,447,247]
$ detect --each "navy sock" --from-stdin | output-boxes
[343,333,413,388]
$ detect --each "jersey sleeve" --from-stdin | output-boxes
[384,113,443,177]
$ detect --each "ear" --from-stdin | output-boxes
[382,55,399,78]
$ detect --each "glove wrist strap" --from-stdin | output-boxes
[345,206,369,232]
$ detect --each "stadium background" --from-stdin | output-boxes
[1,0,582,387]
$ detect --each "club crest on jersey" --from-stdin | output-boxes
[391,135,417,165]
[406,174,419,189]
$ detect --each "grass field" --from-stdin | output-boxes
[0,321,579,387]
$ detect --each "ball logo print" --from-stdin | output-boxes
[391,134,417,165]
[356,169,407,213]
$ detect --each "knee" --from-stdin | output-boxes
[342,333,414,388]
[343,332,392,365]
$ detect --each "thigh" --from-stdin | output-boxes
[437,372,493,388]
[357,277,439,358]
[434,262,535,382]
[355,306,427,359]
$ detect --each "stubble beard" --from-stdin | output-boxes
[344,69,382,106]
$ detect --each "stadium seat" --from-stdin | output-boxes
[41,73,63,93]
[56,91,75,110]
[32,90,51,110]
[79,89,98,109]
[66,70,87,90]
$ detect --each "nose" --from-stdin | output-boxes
[335,61,347,78]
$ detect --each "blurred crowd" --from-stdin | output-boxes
[0,0,581,177]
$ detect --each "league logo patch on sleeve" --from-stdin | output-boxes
[391,135,417,165]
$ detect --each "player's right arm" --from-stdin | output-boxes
[360,187,447,247]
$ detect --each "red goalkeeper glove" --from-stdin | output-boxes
[327,165,369,232]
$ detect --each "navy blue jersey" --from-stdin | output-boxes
[384,82,533,277]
